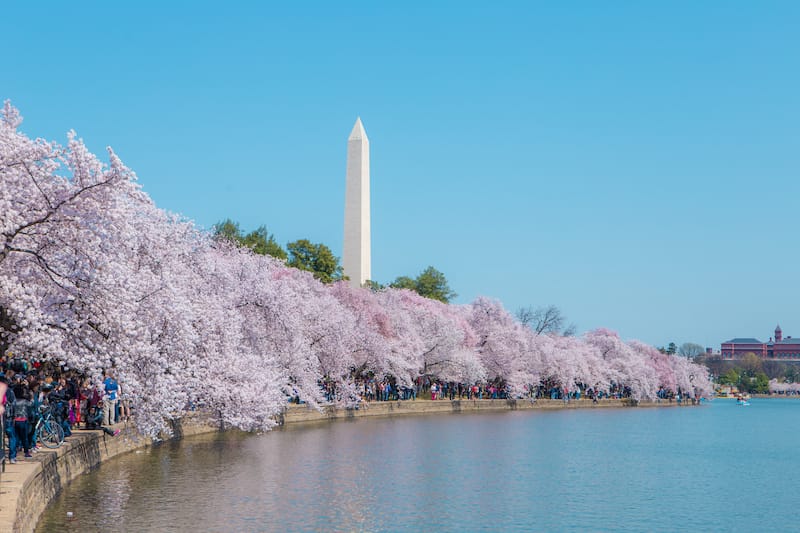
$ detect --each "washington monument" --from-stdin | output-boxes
[343,118,370,288]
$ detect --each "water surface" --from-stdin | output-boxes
[37,400,800,532]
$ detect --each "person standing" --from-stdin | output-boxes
[66,374,81,427]
[13,386,33,459]
[0,378,6,420]
[103,371,119,426]
[2,375,18,463]
[118,381,130,422]
[47,379,72,437]
[28,381,41,450]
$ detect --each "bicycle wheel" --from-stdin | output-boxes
[39,420,65,448]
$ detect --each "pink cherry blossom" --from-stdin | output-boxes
[0,101,714,435]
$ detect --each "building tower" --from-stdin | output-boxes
[342,118,371,288]
[775,324,783,342]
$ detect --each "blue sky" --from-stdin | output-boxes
[4,2,798,348]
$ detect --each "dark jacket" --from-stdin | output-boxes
[14,398,33,422]
[66,379,79,401]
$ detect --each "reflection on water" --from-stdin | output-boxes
[37,400,800,532]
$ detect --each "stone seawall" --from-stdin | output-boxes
[3,398,691,532]
[279,397,686,425]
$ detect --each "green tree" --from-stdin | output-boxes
[242,226,287,260]
[389,276,416,291]
[364,280,386,291]
[390,266,456,303]
[666,342,677,355]
[719,368,741,386]
[752,372,770,393]
[213,218,242,243]
[718,360,771,393]
[287,239,344,284]
[213,219,287,260]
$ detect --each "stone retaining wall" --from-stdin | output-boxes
[279,397,684,425]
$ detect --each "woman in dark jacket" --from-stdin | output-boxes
[13,386,34,459]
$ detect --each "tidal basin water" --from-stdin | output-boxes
[38,399,800,532]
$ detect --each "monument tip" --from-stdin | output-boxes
[349,117,367,141]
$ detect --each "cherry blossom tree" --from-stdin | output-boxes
[584,329,659,400]
[373,289,485,385]
[465,297,529,391]
[0,101,714,437]
[329,282,414,383]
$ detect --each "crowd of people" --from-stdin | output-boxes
[324,376,704,408]
[344,377,639,404]
[0,355,124,464]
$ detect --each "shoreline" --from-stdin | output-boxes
[4,397,693,532]
[717,394,800,399]
[279,396,692,426]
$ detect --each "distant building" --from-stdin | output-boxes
[721,325,800,361]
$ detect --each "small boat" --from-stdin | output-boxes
[735,393,751,406]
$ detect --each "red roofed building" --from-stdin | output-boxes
[721,325,800,361]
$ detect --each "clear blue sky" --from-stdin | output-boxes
[4,2,798,349]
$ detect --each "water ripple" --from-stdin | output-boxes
[37,400,800,532]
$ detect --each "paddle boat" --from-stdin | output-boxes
[736,393,751,406]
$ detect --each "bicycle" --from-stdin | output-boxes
[34,405,65,449]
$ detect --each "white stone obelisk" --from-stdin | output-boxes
[343,118,371,288]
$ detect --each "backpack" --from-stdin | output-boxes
[14,398,32,422]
